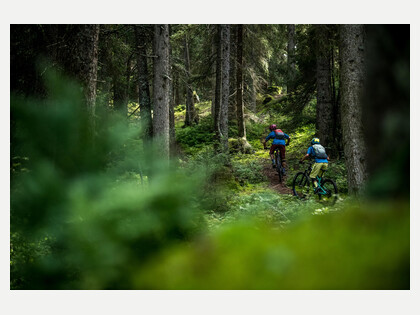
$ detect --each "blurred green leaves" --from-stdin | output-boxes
[10,70,206,289]
[135,201,409,290]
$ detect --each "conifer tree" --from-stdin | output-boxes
[339,24,368,194]
[153,24,171,160]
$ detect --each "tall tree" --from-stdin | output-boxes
[220,24,231,153]
[228,26,237,122]
[236,24,246,140]
[169,25,176,156]
[213,26,222,146]
[112,52,132,117]
[330,31,343,158]
[287,24,296,94]
[211,25,218,119]
[183,33,198,126]
[153,24,171,160]
[339,24,368,194]
[57,25,100,135]
[134,25,153,140]
[363,25,409,197]
[315,24,334,153]
[169,72,176,155]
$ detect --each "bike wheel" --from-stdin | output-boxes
[276,153,283,183]
[292,172,311,200]
[318,178,338,205]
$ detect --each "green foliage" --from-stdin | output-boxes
[175,115,215,155]
[10,72,207,289]
[267,85,282,94]
[231,156,266,185]
[10,232,52,289]
[133,200,409,289]
[175,104,186,112]
[246,121,267,143]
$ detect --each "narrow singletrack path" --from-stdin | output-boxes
[262,160,293,195]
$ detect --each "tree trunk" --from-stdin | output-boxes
[220,24,230,153]
[184,34,198,126]
[213,26,222,146]
[315,24,334,154]
[339,24,368,194]
[287,24,296,94]
[134,25,153,140]
[113,53,132,117]
[153,24,171,160]
[169,26,176,157]
[169,75,176,156]
[331,43,343,158]
[228,26,237,122]
[248,72,257,112]
[211,27,217,119]
[57,25,100,136]
[113,76,126,113]
[174,72,181,109]
[236,24,246,139]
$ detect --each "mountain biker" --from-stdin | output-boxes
[263,124,290,173]
[299,137,330,193]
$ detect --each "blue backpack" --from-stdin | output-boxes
[312,144,328,159]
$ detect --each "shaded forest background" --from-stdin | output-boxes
[10,24,410,290]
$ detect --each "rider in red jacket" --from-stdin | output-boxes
[263,124,291,173]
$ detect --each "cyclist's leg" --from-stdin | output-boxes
[310,163,322,188]
[279,145,287,174]
[279,145,286,166]
[269,145,276,166]
[320,163,328,177]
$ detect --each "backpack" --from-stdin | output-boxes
[312,144,328,159]
[274,129,285,140]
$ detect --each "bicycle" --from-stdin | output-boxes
[264,147,286,183]
[292,161,338,205]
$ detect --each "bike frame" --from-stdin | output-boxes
[303,163,328,194]
[315,176,329,195]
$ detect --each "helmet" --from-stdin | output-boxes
[269,124,277,131]
[311,138,320,145]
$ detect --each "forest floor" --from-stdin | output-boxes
[262,159,293,195]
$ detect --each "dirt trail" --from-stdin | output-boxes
[262,160,293,195]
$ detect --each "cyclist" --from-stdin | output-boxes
[299,137,330,193]
[263,124,290,173]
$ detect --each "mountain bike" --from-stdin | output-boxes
[292,162,338,205]
[265,147,286,183]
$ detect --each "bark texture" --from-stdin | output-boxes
[228,26,237,122]
[339,24,368,194]
[315,24,334,152]
[211,25,217,119]
[135,25,153,140]
[287,24,296,94]
[249,73,257,112]
[220,25,231,153]
[213,26,222,144]
[169,26,176,156]
[153,24,171,160]
[57,25,100,134]
[236,24,246,139]
[184,34,198,126]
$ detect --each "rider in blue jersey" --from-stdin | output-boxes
[263,124,290,173]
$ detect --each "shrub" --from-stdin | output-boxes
[231,157,266,185]
[176,116,215,152]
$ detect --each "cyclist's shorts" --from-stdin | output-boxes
[310,162,328,178]
[270,144,286,160]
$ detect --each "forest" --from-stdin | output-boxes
[10,24,410,291]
